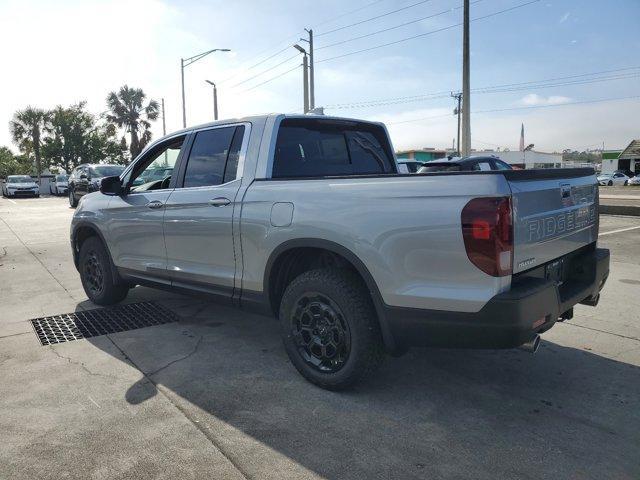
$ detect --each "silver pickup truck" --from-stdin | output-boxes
[71,114,609,390]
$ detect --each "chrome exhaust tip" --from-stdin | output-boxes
[520,334,541,354]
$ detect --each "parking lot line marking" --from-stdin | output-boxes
[5,198,17,204]
[599,225,640,236]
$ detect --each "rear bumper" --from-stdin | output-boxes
[383,247,610,350]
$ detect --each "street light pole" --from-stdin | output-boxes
[205,80,218,120]
[180,48,230,128]
[293,44,310,113]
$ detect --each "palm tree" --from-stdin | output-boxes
[9,107,50,183]
[106,85,159,159]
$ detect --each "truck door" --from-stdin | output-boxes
[163,124,247,297]
[105,135,186,281]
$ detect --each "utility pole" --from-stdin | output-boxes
[161,98,166,135]
[451,92,462,156]
[304,28,315,110]
[461,0,471,156]
[293,44,310,113]
[205,80,218,120]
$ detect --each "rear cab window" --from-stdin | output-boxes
[272,118,396,178]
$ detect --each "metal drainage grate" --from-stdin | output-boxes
[31,301,180,346]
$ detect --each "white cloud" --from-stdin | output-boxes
[520,94,572,106]
[559,12,570,24]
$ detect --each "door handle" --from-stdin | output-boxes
[209,197,231,207]
[146,200,164,209]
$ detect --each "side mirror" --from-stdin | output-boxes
[100,176,123,196]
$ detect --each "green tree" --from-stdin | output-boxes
[42,102,126,172]
[0,147,33,178]
[106,85,159,159]
[9,107,50,183]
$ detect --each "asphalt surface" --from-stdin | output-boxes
[1,196,639,480]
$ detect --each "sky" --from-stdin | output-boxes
[0,0,638,154]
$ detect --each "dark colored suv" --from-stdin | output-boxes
[68,164,124,207]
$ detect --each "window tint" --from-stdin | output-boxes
[273,119,395,178]
[183,127,236,188]
[223,126,245,183]
[493,159,511,170]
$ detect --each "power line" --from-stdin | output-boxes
[316,0,541,63]
[231,54,299,88]
[317,0,436,37]
[220,0,390,86]
[386,95,640,124]
[242,64,301,93]
[317,1,485,51]
[314,0,389,28]
[323,68,640,109]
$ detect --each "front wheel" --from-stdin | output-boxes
[279,268,384,390]
[608,180,613,186]
[69,188,78,207]
[79,237,129,305]
[624,181,628,186]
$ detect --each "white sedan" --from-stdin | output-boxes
[628,175,640,186]
[597,172,629,186]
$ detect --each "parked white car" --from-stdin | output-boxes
[628,175,640,186]
[50,174,69,195]
[597,172,629,186]
[2,175,40,198]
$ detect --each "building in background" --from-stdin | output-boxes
[472,150,562,169]
[600,140,640,176]
[396,148,448,162]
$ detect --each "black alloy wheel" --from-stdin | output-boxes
[290,292,351,373]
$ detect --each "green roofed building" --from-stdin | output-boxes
[601,140,640,176]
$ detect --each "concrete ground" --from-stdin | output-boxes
[1,196,639,480]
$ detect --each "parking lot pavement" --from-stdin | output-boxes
[1,196,639,480]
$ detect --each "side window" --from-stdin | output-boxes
[182,127,236,188]
[223,126,246,184]
[129,137,184,192]
[493,159,511,170]
[272,118,395,178]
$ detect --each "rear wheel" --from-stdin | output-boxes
[624,180,628,186]
[279,268,384,390]
[69,188,78,207]
[608,180,613,186]
[79,237,129,305]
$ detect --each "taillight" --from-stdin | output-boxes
[461,196,513,276]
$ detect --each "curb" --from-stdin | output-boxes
[599,205,640,216]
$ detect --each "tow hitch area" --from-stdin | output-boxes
[559,308,574,321]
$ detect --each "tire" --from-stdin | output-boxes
[279,268,384,390]
[79,237,129,305]
[624,181,628,186]
[608,180,613,186]
[69,188,78,207]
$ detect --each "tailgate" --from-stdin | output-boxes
[507,169,598,273]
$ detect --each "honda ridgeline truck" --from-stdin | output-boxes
[70,114,609,390]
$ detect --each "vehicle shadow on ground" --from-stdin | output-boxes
[82,292,640,480]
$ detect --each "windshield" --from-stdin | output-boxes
[7,176,33,183]
[90,165,124,177]
[55,174,68,182]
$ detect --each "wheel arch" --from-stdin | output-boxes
[72,221,119,281]
[263,238,398,352]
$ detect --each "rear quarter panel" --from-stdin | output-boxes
[241,174,512,313]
